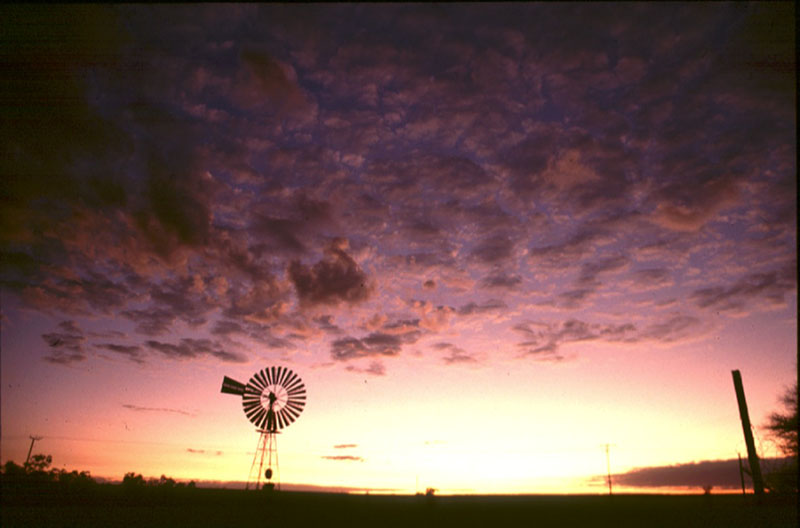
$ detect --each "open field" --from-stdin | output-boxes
[2,487,797,528]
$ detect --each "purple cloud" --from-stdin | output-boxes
[41,321,86,365]
[289,238,372,307]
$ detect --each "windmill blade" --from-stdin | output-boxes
[247,409,265,426]
[282,405,300,422]
[246,406,266,426]
[282,368,296,388]
[286,385,305,398]
[284,403,305,417]
[242,393,261,406]
[286,379,305,392]
[243,385,262,398]
[287,386,306,398]
[283,370,298,388]
[277,366,290,388]
[256,369,269,388]
[277,410,287,430]
[242,394,261,405]
[287,390,306,402]
[243,405,262,421]
[220,376,246,395]
[247,378,264,394]
[287,392,307,404]
[282,408,298,425]
[242,401,261,414]
[284,375,304,392]
[284,400,305,415]
[285,393,305,405]
[271,366,278,388]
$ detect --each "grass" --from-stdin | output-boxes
[2,486,797,527]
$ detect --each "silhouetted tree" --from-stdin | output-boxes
[122,472,145,489]
[24,453,53,474]
[2,455,98,503]
[763,382,798,494]
[765,383,798,458]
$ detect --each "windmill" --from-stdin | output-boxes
[221,366,306,490]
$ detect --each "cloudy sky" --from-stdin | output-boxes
[1,4,795,494]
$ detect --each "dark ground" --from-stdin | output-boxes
[2,486,797,528]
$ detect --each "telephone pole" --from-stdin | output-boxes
[26,435,43,465]
[603,443,615,495]
[731,370,764,496]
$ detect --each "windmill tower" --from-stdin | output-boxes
[221,366,306,490]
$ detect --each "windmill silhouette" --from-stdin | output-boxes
[221,366,306,490]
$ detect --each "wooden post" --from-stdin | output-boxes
[731,370,764,496]
[25,435,42,466]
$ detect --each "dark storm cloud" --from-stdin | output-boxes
[222,283,287,325]
[480,272,522,290]
[240,48,308,113]
[576,255,629,287]
[1,3,795,372]
[250,192,336,254]
[146,275,218,327]
[0,6,127,256]
[145,338,246,363]
[123,404,194,417]
[541,252,633,309]
[187,448,223,456]
[321,455,364,462]
[627,268,673,291]
[432,342,477,364]
[457,299,507,316]
[210,320,245,336]
[94,343,145,364]
[514,314,703,358]
[121,308,176,336]
[608,457,794,490]
[470,235,515,264]
[637,315,704,343]
[331,316,423,362]
[314,315,342,334]
[331,333,408,361]
[528,231,604,270]
[140,159,213,250]
[289,238,372,307]
[41,320,87,365]
[690,265,797,314]
[550,288,598,310]
[345,361,386,376]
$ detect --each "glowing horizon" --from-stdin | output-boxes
[0,4,795,496]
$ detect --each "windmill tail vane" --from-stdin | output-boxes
[221,376,246,395]
[221,366,306,490]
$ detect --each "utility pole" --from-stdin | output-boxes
[25,435,43,465]
[731,370,764,496]
[603,443,614,495]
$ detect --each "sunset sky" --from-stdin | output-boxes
[1,4,796,494]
